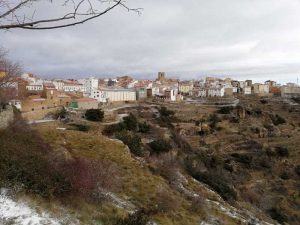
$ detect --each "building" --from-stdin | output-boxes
[136,88,147,100]
[84,77,99,94]
[253,84,269,96]
[90,89,136,103]
[179,81,193,94]
[207,87,225,97]
[26,83,43,92]
[52,80,64,91]
[244,86,252,95]
[63,81,85,92]
[281,85,300,98]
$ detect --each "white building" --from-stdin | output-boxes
[244,86,252,95]
[52,80,64,91]
[84,77,99,94]
[90,89,136,103]
[26,83,43,91]
[63,82,85,92]
[207,87,225,97]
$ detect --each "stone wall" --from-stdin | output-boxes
[0,106,14,129]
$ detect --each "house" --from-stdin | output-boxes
[243,86,252,95]
[90,89,136,103]
[26,83,43,92]
[179,81,193,94]
[253,84,269,96]
[136,88,147,100]
[281,85,300,98]
[165,88,178,102]
[84,77,99,94]
[52,80,64,91]
[207,87,225,97]
[69,98,98,110]
[63,81,85,92]
[191,88,207,98]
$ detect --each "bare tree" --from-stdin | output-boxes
[0,0,141,30]
[0,48,22,106]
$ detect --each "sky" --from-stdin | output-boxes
[1,0,300,84]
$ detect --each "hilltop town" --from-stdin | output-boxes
[1,70,299,120]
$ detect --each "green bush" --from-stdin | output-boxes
[103,114,150,135]
[149,139,172,154]
[68,123,90,132]
[190,171,236,201]
[270,114,286,126]
[123,113,138,131]
[275,147,289,157]
[159,106,175,117]
[115,131,143,157]
[268,207,288,224]
[138,122,151,133]
[85,109,104,122]
[231,153,253,167]
[218,106,234,114]
[295,165,300,177]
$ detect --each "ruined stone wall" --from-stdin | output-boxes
[0,106,14,129]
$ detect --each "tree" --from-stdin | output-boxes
[85,108,104,121]
[0,0,141,30]
[0,49,22,107]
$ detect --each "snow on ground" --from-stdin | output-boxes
[0,188,77,225]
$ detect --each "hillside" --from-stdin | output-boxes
[0,95,299,224]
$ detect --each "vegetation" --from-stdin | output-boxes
[115,130,143,157]
[270,114,286,125]
[0,117,120,200]
[85,109,104,122]
[159,106,175,117]
[218,106,235,114]
[149,139,172,154]
[103,114,151,135]
[268,207,288,224]
[68,123,90,132]
[275,147,289,157]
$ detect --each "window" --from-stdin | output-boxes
[32,108,34,111]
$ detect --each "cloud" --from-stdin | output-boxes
[0,0,300,83]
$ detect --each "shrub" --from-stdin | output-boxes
[260,99,268,104]
[115,130,143,157]
[138,121,151,133]
[149,139,172,154]
[85,109,104,122]
[159,106,175,117]
[68,123,90,132]
[231,153,253,167]
[275,147,289,157]
[295,165,300,177]
[53,107,68,120]
[185,158,236,201]
[218,106,234,114]
[123,113,138,131]
[268,207,288,224]
[270,114,286,126]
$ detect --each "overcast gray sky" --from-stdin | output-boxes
[1,0,300,84]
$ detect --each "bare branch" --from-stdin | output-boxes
[0,0,142,30]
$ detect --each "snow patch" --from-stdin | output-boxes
[0,189,77,225]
